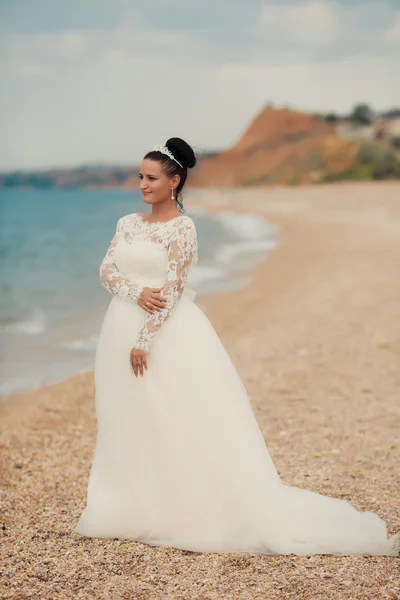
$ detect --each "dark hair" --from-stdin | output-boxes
[144,137,197,214]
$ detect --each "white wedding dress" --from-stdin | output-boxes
[75,212,399,556]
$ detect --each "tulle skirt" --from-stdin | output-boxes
[75,293,399,556]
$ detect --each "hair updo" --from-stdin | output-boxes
[144,137,197,214]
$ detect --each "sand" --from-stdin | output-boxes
[1,181,399,600]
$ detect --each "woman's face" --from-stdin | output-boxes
[139,159,179,206]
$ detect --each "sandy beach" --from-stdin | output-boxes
[1,181,399,599]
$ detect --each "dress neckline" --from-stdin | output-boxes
[136,213,188,225]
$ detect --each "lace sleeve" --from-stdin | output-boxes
[133,218,198,352]
[99,217,143,303]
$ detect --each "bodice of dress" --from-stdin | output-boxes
[99,213,198,352]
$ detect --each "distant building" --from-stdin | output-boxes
[387,118,400,148]
[374,116,400,148]
[335,115,400,150]
[335,123,375,140]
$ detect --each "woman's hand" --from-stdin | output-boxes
[130,348,147,377]
[138,287,167,314]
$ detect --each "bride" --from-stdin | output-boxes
[75,137,399,556]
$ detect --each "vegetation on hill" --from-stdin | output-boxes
[321,141,400,183]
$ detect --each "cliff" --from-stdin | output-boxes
[188,106,356,187]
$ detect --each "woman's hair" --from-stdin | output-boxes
[144,137,197,214]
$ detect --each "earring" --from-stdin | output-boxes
[171,188,175,200]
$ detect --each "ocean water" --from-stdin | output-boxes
[0,188,277,397]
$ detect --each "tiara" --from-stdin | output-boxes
[152,144,184,168]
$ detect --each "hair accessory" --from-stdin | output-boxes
[152,144,184,168]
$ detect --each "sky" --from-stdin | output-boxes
[1,0,399,170]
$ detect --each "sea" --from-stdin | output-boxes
[0,188,277,397]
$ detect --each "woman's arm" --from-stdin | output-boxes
[99,217,143,302]
[133,218,198,352]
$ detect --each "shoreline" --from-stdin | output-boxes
[0,202,275,401]
[1,181,400,599]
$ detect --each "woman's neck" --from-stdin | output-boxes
[147,201,180,222]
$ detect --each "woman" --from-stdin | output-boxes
[75,137,399,556]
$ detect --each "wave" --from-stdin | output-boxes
[0,363,94,398]
[0,307,47,335]
[188,265,225,287]
[58,335,99,351]
[215,239,277,264]
[213,211,278,240]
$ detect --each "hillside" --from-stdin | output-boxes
[188,106,358,187]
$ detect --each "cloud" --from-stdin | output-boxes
[259,1,338,45]
[257,1,400,61]
[0,0,399,169]
[384,13,400,43]
[0,0,133,34]
[218,53,396,113]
